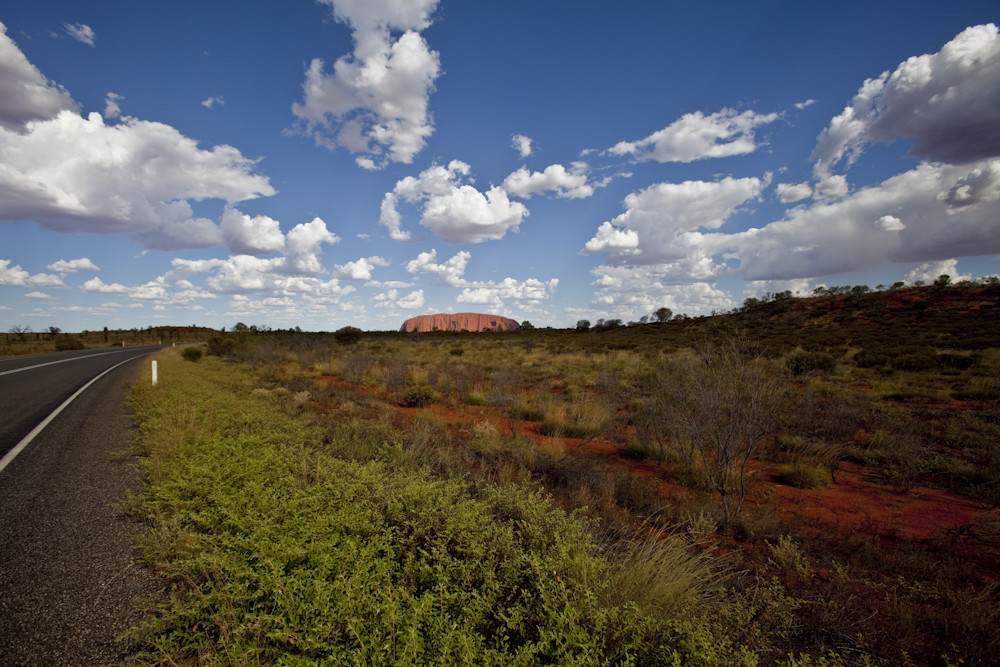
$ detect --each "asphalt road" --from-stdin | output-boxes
[0,347,164,666]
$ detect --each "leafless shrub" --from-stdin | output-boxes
[651,336,787,526]
[340,351,374,383]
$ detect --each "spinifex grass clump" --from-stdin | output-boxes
[127,350,751,665]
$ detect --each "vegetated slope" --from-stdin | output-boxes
[400,312,520,333]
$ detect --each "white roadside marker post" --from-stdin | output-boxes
[152,360,158,386]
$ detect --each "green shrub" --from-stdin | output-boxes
[54,335,84,351]
[333,325,363,346]
[937,351,977,371]
[400,384,438,407]
[776,461,832,489]
[206,336,236,356]
[180,346,203,362]
[786,349,837,375]
[853,347,889,368]
[891,351,938,372]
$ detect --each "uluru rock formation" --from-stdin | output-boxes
[400,313,520,333]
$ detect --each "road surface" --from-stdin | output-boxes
[0,346,164,666]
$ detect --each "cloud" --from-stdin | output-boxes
[511,133,533,158]
[607,108,779,163]
[945,160,1000,208]
[335,255,390,280]
[743,278,814,300]
[813,174,849,201]
[581,221,639,255]
[63,23,95,47]
[24,291,54,299]
[0,259,64,287]
[904,259,971,285]
[724,159,1000,281]
[170,255,355,303]
[396,289,425,309]
[0,109,275,250]
[582,175,768,264]
[456,277,558,309]
[775,181,812,203]
[292,0,441,168]
[811,24,1000,177]
[874,214,905,231]
[0,23,78,131]
[405,248,469,285]
[280,217,340,274]
[502,163,606,199]
[373,287,424,309]
[380,160,528,243]
[81,276,127,293]
[795,99,816,110]
[1,24,281,254]
[103,92,123,119]
[219,207,285,255]
[48,257,100,273]
[201,96,225,109]
[588,264,736,317]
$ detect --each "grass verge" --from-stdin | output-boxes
[125,350,765,665]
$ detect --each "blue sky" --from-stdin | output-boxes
[1,1,998,332]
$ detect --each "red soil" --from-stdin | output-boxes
[393,396,1000,568]
[318,375,998,571]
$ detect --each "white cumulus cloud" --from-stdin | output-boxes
[335,255,390,280]
[0,108,275,250]
[0,22,78,131]
[293,0,441,169]
[0,22,276,253]
[1,259,65,286]
[405,248,469,286]
[904,259,972,285]
[457,277,558,309]
[811,24,1000,178]
[280,217,340,275]
[380,160,528,244]
[47,257,100,274]
[220,207,285,255]
[502,163,605,199]
[723,160,1000,281]
[511,133,533,158]
[775,181,812,203]
[81,276,127,293]
[582,175,768,264]
[607,108,779,163]
[103,92,123,119]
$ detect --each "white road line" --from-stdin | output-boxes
[0,354,148,475]
[0,348,140,377]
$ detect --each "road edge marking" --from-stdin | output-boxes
[0,354,149,475]
[0,348,143,377]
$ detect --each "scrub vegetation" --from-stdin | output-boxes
[125,280,1000,665]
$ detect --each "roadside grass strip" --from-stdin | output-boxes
[126,350,765,665]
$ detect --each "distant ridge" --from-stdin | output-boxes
[400,313,520,333]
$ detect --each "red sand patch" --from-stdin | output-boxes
[324,378,999,568]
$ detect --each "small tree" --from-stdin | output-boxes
[333,326,363,346]
[8,325,31,342]
[576,319,591,331]
[653,336,786,526]
[653,306,672,323]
